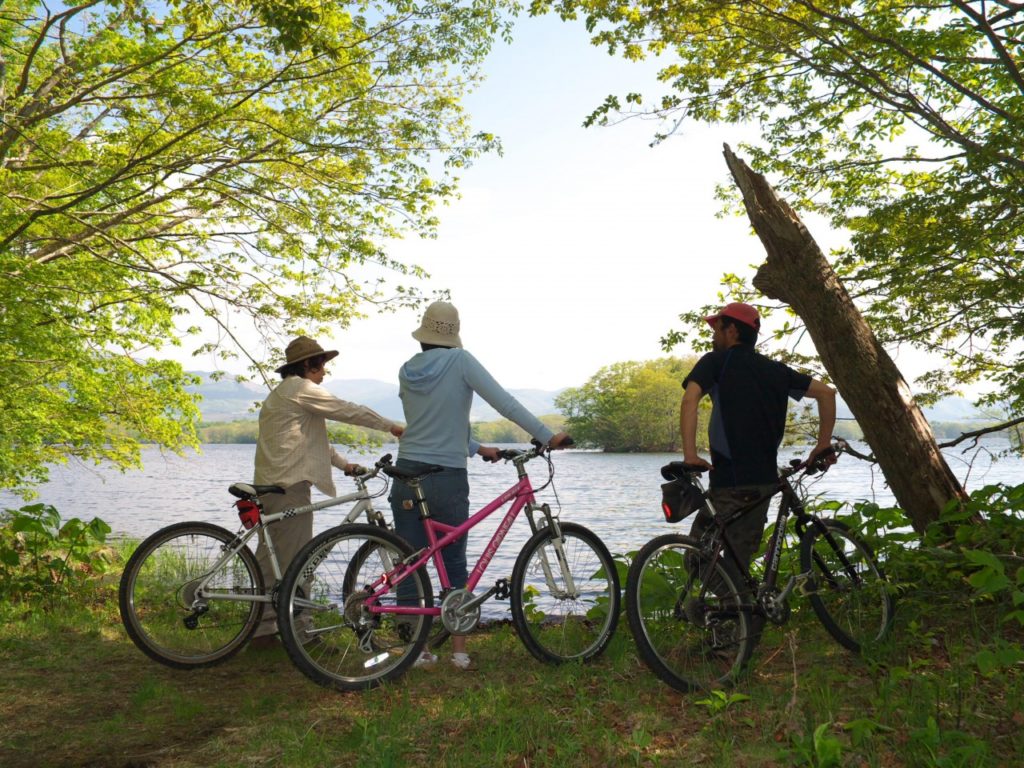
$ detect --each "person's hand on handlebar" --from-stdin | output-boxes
[477,445,501,463]
[806,443,837,470]
[343,463,367,477]
[390,424,404,438]
[548,432,573,449]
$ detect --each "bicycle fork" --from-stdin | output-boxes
[528,505,580,600]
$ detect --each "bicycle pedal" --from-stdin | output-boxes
[493,578,510,601]
[797,577,817,596]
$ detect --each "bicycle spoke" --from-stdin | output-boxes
[511,523,620,663]
[800,519,894,653]
[119,523,263,668]
[626,535,751,692]
[278,524,433,691]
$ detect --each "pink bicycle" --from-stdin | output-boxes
[276,441,621,691]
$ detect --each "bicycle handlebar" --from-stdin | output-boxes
[668,438,848,483]
[482,436,575,464]
[347,453,394,480]
[780,438,847,478]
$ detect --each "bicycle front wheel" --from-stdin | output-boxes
[119,522,263,668]
[799,518,894,652]
[625,534,752,693]
[278,523,433,691]
[510,522,620,664]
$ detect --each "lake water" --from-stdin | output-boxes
[4,440,1020,568]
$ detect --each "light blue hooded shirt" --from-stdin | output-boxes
[397,348,555,468]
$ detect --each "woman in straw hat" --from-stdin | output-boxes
[250,336,404,648]
[391,301,571,670]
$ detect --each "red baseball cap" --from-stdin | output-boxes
[704,302,761,330]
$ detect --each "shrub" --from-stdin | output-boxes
[0,503,115,603]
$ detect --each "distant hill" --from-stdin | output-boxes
[186,374,265,421]
[187,373,563,423]
[835,395,989,423]
[188,371,990,426]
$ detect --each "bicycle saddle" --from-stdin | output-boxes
[228,482,285,500]
[382,464,445,483]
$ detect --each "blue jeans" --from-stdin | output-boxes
[389,459,470,596]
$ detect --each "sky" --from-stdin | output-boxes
[180,14,909,391]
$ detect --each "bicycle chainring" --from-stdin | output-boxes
[440,588,481,634]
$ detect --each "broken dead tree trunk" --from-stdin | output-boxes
[723,144,966,534]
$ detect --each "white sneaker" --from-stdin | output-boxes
[413,651,438,668]
[451,652,472,670]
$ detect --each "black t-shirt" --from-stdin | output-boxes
[683,345,812,488]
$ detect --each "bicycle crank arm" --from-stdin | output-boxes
[458,585,499,613]
[777,572,813,604]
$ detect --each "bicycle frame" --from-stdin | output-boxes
[698,460,866,616]
[190,482,383,609]
[363,457,566,619]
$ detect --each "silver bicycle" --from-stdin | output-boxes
[119,454,396,668]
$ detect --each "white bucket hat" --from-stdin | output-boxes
[411,301,462,348]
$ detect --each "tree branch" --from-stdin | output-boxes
[938,415,1024,449]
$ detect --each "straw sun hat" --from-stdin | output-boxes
[411,301,463,348]
[275,336,339,373]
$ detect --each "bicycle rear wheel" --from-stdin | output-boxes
[800,518,894,652]
[278,523,433,691]
[625,534,752,693]
[342,537,451,651]
[119,522,263,668]
[510,522,620,663]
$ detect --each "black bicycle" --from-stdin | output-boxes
[625,439,895,693]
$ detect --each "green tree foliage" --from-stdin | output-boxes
[196,419,387,447]
[471,414,566,444]
[0,0,512,490]
[534,0,1024,412]
[556,357,701,452]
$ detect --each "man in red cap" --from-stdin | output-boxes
[680,302,836,615]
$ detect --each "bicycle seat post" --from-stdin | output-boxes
[404,477,432,520]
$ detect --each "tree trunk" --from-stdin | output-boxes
[723,144,966,534]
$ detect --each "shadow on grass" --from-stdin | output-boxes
[1,593,1022,768]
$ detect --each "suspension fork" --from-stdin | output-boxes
[521,484,577,599]
[800,514,864,589]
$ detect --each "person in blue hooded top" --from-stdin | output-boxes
[389,300,571,671]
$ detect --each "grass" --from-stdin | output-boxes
[1,581,1023,768]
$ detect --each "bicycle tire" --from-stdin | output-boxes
[799,518,895,652]
[509,522,620,664]
[342,538,451,651]
[278,523,433,691]
[119,521,263,669]
[625,533,752,693]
